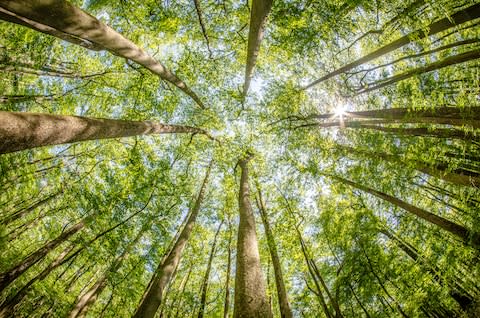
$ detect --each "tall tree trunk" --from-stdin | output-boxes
[223,220,233,318]
[233,155,272,318]
[0,111,212,154]
[303,3,480,88]
[134,161,212,318]
[329,175,479,247]
[197,220,223,318]
[309,260,344,318]
[0,0,205,108]
[0,219,84,293]
[68,226,148,318]
[243,0,273,97]
[255,185,293,318]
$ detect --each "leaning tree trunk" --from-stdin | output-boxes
[0,219,84,293]
[303,3,480,88]
[243,0,274,97]
[256,185,293,318]
[134,161,212,318]
[197,220,223,318]
[0,111,212,154]
[233,155,272,318]
[0,0,205,108]
[329,175,480,248]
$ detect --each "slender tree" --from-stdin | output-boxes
[134,161,212,318]
[243,0,273,97]
[0,0,205,108]
[255,185,293,318]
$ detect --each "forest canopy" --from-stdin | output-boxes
[0,0,480,317]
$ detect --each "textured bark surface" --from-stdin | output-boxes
[233,156,272,318]
[0,111,211,154]
[303,3,480,88]
[243,0,273,97]
[0,0,205,108]
[133,162,212,318]
[256,188,292,318]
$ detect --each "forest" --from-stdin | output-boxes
[0,0,479,317]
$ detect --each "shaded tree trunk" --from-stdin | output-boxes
[329,175,480,248]
[255,185,293,318]
[134,161,212,318]
[0,219,84,292]
[0,111,212,154]
[303,3,480,88]
[0,191,61,225]
[197,221,223,318]
[233,155,272,318]
[243,0,273,97]
[0,0,205,108]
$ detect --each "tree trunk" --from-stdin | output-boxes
[255,186,293,318]
[243,0,273,97]
[329,175,479,248]
[197,221,223,318]
[0,111,212,154]
[0,219,84,293]
[134,161,212,318]
[303,3,480,88]
[233,155,272,318]
[0,0,205,108]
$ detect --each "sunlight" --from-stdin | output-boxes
[334,105,347,117]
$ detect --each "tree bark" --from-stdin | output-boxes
[0,219,84,293]
[233,155,272,318]
[0,111,212,154]
[197,221,223,318]
[303,3,480,88]
[0,0,205,108]
[134,161,212,318]
[243,0,273,97]
[330,175,480,248]
[255,186,293,318]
